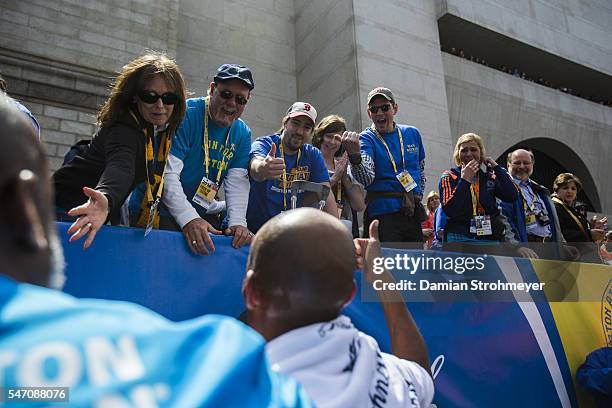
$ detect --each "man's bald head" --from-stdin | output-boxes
[245,209,356,334]
[0,95,56,287]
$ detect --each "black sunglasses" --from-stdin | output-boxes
[368,104,392,114]
[138,90,179,105]
[218,89,248,106]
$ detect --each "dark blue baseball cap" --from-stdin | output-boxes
[213,64,254,90]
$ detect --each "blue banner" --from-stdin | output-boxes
[59,223,610,407]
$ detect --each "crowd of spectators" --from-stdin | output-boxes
[0,49,610,406]
[2,51,608,264]
[0,90,434,406]
[443,46,612,108]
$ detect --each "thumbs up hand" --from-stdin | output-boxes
[259,142,285,180]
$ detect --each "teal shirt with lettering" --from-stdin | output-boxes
[0,275,312,407]
[129,97,252,219]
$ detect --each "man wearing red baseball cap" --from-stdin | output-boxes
[247,102,338,232]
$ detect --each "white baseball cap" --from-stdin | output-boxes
[286,102,317,125]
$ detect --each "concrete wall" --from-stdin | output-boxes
[176,0,296,139]
[293,0,360,132]
[1,0,609,213]
[0,0,179,171]
[437,0,612,76]
[352,0,454,196]
[443,52,612,212]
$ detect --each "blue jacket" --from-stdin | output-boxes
[576,347,612,408]
[498,179,563,243]
[431,205,447,249]
[439,165,517,237]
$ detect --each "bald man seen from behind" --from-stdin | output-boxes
[0,95,313,407]
[243,208,435,408]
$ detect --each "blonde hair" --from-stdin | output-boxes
[425,190,440,211]
[426,190,439,202]
[453,132,486,166]
[97,52,187,136]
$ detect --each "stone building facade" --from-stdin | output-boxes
[1,0,610,213]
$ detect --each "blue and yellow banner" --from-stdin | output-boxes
[58,223,612,407]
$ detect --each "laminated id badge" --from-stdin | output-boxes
[472,215,492,236]
[192,175,219,210]
[144,199,159,237]
[396,170,417,192]
[525,211,537,226]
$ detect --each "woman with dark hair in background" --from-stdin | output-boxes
[312,114,365,237]
[552,173,605,262]
[53,52,187,249]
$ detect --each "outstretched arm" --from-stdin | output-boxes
[355,220,431,375]
[67,187,109,250]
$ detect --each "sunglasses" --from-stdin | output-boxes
[368,104,392,114]
[138,90,179,105]
[218,89,248,106]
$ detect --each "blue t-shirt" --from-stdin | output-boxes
[360,124,425,217]
[129,97,252,219]
[247,134,329,232]
[0,275,312,407]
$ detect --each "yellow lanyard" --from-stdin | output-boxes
[518,185,538,214]
[203,105,231,185]
[552,197,588,237]
[372,126,404,173]
[129,110,168,204]
[469,175,483,216]
[278,137,301,210]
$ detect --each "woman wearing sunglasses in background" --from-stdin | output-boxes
[53,52,187,249]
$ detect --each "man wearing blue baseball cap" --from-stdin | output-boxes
[131,64,255,255]
[247,102,338,233]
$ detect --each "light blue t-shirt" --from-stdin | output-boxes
[129,97,252,219]
[0,275,312,407]
[360,124,425,217]
[247,134,329,233]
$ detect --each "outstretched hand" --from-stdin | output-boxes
[66,187,109,250]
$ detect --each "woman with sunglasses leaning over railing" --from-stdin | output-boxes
[53,52,187,249]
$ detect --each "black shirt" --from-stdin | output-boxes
[53,111,151,224]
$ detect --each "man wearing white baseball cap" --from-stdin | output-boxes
[247,102,338,232]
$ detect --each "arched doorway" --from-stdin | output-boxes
[497,138,601,212]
